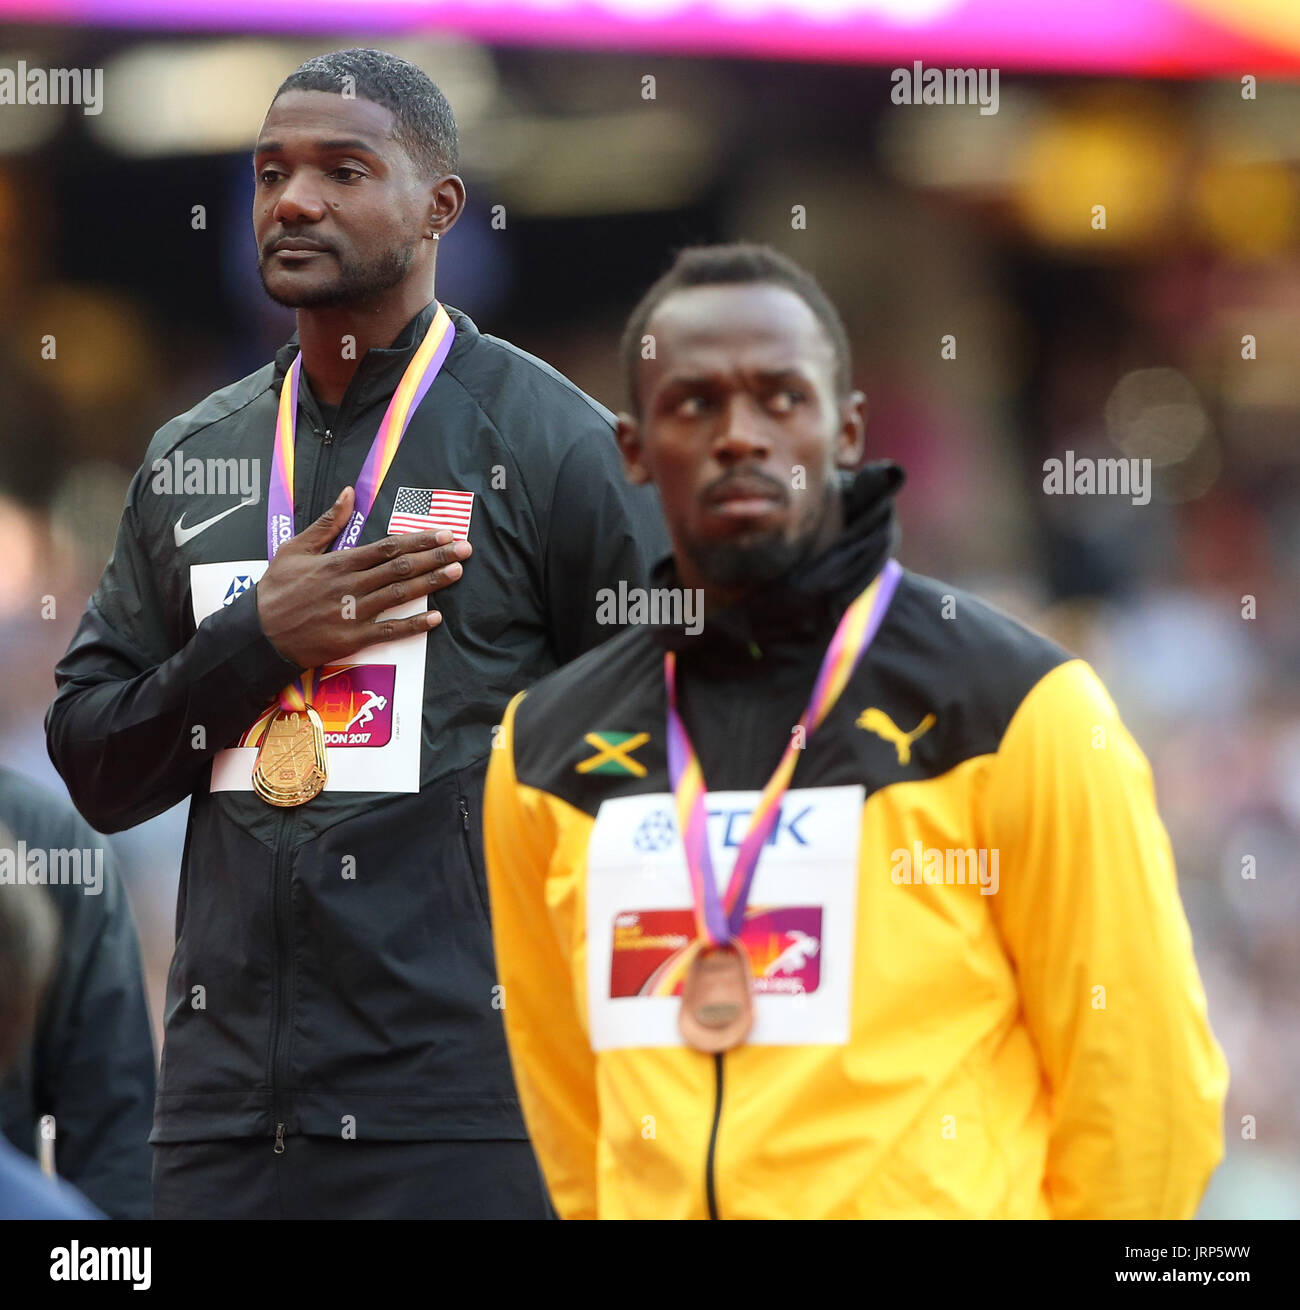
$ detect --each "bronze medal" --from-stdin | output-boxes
[678,942,754,1053]
[252,707,328,807]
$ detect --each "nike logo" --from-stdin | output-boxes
[174,495,259,548]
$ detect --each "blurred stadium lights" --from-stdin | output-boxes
[0,495,41,616]
[879,84,1040,189]
[1194,151,1299,257]
[1014,94,1184,252]
[17,285,151,411]
[90,41,287,156]
[88,36,498,157]
[1195,80,1300,162]
[880,80,1300,260]
[1218,306,1300,413]
[478,109,718,215]
[1105,368,1209,467]
[1104,368,1221,504]
[1158,429,1222,503]
[0,48,64,152]
[70,33,716,212]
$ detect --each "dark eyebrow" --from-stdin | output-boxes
[253,138,383,158]
[662,367,812,389]
[315,138,383,155]
[753,367,814,383]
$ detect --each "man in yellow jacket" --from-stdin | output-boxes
[483,243,1228,1220]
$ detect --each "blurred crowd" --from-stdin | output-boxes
[0,36,1296,1217]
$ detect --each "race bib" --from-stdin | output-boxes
[189,560,427,794]
[585,785,863,1050]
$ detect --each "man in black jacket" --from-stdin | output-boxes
[0,837,105,1221]
[45,48,666,1219]
[0,770,154,1219]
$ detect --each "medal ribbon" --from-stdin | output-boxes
[266,303,456,712]
[665,557,902,952]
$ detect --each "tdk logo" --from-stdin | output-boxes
[223,575,254,606]
[712,804,812,849]
[633,803,814,853]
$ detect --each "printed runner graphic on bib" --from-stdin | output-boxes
[611,906,824,998]
[189,560,427,793]
[233,664,397,750]
[586,784,862,1050]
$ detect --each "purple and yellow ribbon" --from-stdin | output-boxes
[265,302,456,712]
[662,557,902,971]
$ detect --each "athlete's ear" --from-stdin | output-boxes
[616,413,651,486]
[427,174,466,239]
[835,389,868,468]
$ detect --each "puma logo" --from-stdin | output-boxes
[856,708,936,765]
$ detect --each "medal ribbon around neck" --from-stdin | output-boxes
[664,557,903,960]
[266,303,455,712]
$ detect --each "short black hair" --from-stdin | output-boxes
[273,48,459,179]
[621,243,852,415]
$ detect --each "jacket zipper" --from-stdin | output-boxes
[308,363,364,520]
[458,794,492,923]
[301,376,348,522]
[705,1053,724,1219]
[307,421,336,522]
[267,382,352,1154]
[269,808,292,1151]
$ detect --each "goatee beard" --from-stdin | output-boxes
[684,534,807,592]
[258,244,415,310]
[686,486,838,595]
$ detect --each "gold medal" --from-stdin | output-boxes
[251,707,328,807]
[678,942,754,1053]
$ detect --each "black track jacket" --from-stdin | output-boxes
[0,768,154,1217]
[46,301,668,1145]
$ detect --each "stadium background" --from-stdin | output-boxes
[0,1,1297,1219]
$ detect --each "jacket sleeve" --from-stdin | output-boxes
[31,832,155,1219]
[984,658,1229,1219]
[483,691,599,1219]
[543,435,669,666]
[45,465,304,833]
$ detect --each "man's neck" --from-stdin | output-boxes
[296,282,436,408]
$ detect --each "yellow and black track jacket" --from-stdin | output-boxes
[484,463,1228,1220]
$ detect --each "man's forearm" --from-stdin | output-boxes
[46,588,302,832]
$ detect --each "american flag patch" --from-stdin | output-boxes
[387,486,475,539]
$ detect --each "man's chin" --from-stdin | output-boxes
[685,534,803,592]
[685,485,839,596]
[257,245,415,312]
[259,274,350,311]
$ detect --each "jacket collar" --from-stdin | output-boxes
[651,460,905,663]
[271,300,473,413]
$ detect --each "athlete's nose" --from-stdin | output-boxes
[712,395,772,465]
[271,169,327,227]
